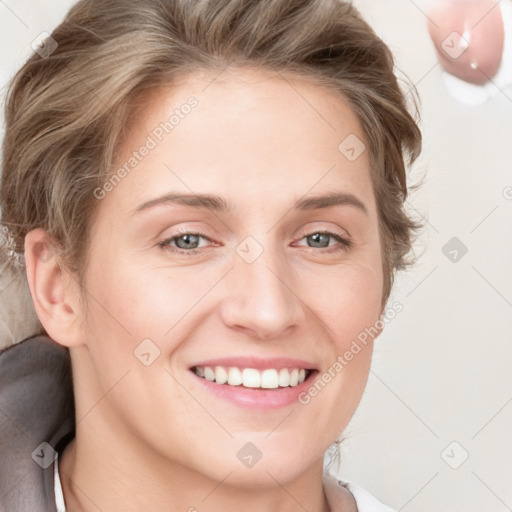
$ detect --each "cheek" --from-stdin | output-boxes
[300,266,381,424]
[304,258,383,412]
[303,258,383,340]
[81,253,212,352]
[328,272,381,374]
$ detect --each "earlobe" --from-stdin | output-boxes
[24,228,83,348]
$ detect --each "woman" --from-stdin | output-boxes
[0,0,422,510]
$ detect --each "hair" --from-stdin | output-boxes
[0,0,422,312]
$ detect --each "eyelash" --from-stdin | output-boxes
[157,229,352,255]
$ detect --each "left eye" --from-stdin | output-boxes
[295,231,351,251]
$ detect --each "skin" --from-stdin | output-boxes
[25,67,385,512]
[428,0,504,85]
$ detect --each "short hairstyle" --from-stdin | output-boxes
[0,0,422,310]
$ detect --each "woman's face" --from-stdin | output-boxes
[73,67,384,486]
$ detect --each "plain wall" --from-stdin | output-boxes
[1,1,511,511]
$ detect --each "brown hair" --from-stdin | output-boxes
[0,0,422,310]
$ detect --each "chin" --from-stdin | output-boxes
[217,456,313,490]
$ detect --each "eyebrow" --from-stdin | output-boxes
[131,191,368,216]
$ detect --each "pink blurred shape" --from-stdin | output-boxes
[427,0,505,85]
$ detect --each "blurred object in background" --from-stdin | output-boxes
[0,228,44,351]
[427,0,512,105]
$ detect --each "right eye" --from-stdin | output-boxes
[158,230,213,254]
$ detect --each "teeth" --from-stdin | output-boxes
[243,368,260,388]
[261,369,279,389]
[194,365,310,389]
[215,366,228,385]
[278,368,290,387]
[227,367,242,386]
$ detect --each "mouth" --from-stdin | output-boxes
[191,365,314,389]
[187,358,318,410]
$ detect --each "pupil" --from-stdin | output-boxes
[309,233,329,248]
[177,234,199,249]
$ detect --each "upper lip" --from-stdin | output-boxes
[189,356,317,371]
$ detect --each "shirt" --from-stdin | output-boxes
[53,454,396,512]
[54,456,66,512]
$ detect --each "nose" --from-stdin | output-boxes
[218,243,305,341]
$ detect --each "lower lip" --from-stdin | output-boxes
[190,371,318,410]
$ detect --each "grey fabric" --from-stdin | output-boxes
[0,247,44,352]
[0,335,75,512]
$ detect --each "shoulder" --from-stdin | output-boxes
[0,335,75,511]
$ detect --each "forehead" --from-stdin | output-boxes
[107,66,375,216]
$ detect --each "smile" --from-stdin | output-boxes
[193,365,311,389]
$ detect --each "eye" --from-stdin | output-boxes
[158,229,351,255]
[295,231,352,253]
[158,231,212,254]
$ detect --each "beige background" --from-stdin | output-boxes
[1,1,511,510]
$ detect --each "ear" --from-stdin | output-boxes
[24,228,85,348]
